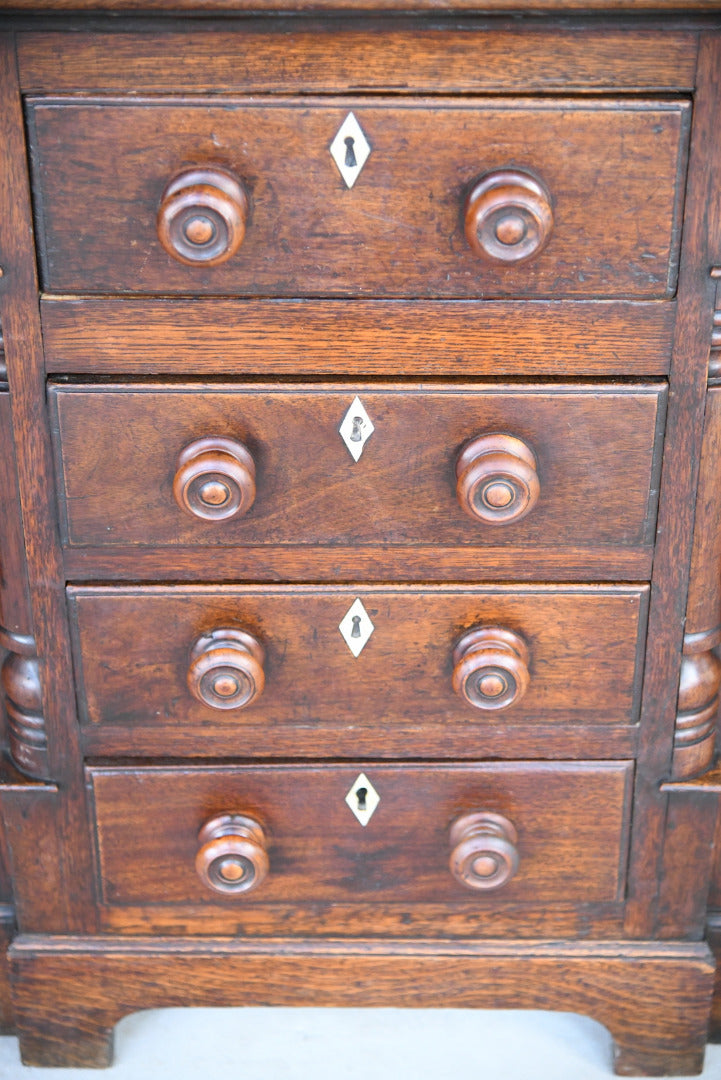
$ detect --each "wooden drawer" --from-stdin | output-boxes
[50,383,665,564]
[69,584,648,759]
[28,97,688,298]
[87,761,633,937]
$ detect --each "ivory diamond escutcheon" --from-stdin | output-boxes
[345,772,380,827]
[339,395,374,461]
[339,598,375,657]
[330,112,371,189]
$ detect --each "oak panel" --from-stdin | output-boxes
[68,584,648,746]
[50,382,666,554]
[87,761,633,916]
[29,98,689,298]
[16,27,698,93]
[40,297,677,377]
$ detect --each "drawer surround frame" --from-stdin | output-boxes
[0,15,719,1076]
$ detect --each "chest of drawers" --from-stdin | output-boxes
[1,6,721,1074]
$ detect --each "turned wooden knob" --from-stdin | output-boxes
[196,813,269,895]
[173,436,256,521]
[188,628,265,710]
[157,167,249,266]
[456,433,539,524]
[449,811,519,891]
[464,169,553,264]
[452,626,530,711]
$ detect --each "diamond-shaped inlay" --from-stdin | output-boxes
[339,396,374,462]
[345,772,380,827]
[339,598,374,657]
[330,112,371,189]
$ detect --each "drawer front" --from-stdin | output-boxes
[50,383,665,556]
[87,762,633,931]
[69,584,648,756]
[29,98,688,297]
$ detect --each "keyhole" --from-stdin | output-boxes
[344,136,357,168]
[350,416,364,442]
[356,787,368,811]
[351,615,362,638]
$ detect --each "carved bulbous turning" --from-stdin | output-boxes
[173,436,256,522]
[452,626,530,711]
[456,434,539,525]
[157,167,249,266]
[673,646,721,779]
[187,628,265,710]
[449,811,520,891]
[464,169,553,264]
[0,630,50,780]
[195,813,269,896]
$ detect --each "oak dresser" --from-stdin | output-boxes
[1,3,721,1073]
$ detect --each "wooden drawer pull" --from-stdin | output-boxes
[456,433,539,524]
[452,626,530,711]
[449,811,519,891]
[157,166,249,266]
[173,436,256,521]
[464,169,553,264]
[187,628,265,710]
[195,813,269,896]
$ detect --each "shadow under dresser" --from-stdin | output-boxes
[2,4,721,1073]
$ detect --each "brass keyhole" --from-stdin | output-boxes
[350,416,365,442]
[344,136,357,168]
[356,787,368,811]
[351,615,362,638]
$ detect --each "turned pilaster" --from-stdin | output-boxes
[672,272,721,779]
[0,371,47,779]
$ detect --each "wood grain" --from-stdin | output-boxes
[0,905,13,1034]
[0,32,95,929]
[623,31,721,940]
[68,585,649,752]
[49,383,666,555]
[62,541,655,584]
[29,98,689,298]
[87,762,633,911]
[40,297,677,378]
[9,935,714,1075]
[16,26,698,94]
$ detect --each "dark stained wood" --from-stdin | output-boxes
[0,760,64,933]
[62,541,655,584]
[623,31,721,941]
[68,585,649,756]
[672,387,721,778]
[9,935,714,1074]
[0,813,15,1034]
[87,762,633,914]
[0,33,97,930]
[0,391,49,778]
[187,627,265,710]
[656,789,720,940]
[452,626,531,711]
[456,433,539,525]
[173,436,256,522]
[49,383,666,556]
[706,917,721,1040]
[0,905,14,1034]
[40,298,678,378]
[448,810,520,891]
[28,98,689,298]
[0,393,31,641]
[0,12,719,1074]
[464,170,553,265]
[157,166,249,267]
[16,26,699,94]
[195,813,269,896]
